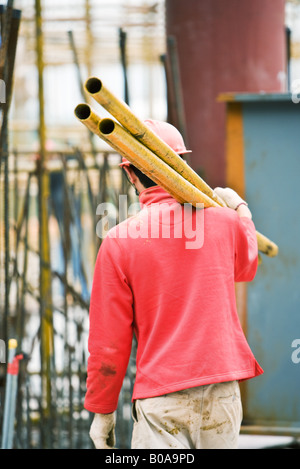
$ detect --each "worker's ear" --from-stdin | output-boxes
[123,166,136,185]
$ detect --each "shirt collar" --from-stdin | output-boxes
[139,186,177,207]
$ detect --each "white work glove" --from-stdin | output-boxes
[214,187,248,210]
[89,412,116,449]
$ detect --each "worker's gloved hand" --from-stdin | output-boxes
[214,187,248,210]
[89,412,116,449]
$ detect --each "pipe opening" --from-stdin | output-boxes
[99,118,115,135]
[85,77,102,94]
[75,104,91,120]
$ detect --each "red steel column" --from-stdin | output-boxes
[166,0,286,188]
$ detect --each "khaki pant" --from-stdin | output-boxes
[131,381,242,449]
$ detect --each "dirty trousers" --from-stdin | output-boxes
[131,381,242,449]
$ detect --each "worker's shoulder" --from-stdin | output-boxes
[103,211,141,241]
[206,205,239,222]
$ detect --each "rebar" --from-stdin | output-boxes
[0,0,162,449]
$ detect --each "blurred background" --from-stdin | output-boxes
[0,0,299,449]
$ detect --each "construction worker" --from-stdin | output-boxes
[85,120,263,449]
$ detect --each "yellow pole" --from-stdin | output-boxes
[78,77,279,257]
[35,0,53,427]
[84,77,226,207]
[75,100,278,257]
[98,118,219,208]
[256,232,278,257]
[74,103,121,151]
[74,103,102,137]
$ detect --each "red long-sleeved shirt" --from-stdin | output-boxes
[85,186,263,414]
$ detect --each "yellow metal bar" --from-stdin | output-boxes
[74,103,122,152]
[78,77,279,257]
[84,76,225,207]
[98,117,219,208]
[256,232,278,257]
[76,100,278,256]
[74,103,102,136]
[35,0,53,421]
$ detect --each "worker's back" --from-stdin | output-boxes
[85,186,262,413]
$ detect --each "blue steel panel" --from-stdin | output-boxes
[243,100,300,430]
[226,92,291,102]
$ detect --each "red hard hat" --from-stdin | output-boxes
[144,119,191,155]
[119,119,191,167]
[119,157,131,167]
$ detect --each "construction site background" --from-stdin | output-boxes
[0,0,300,449]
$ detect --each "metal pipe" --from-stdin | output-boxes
[80,78,279,257]
[98,117,218,208]
[286,26,291,92]
[68,30,97,163]
[118,27,131,193]
[0,5,21,344]
[1,339,23,449]
[98,119,277,257]
[74,103,102,137]
[84,76,225,207]
[76,104,278,256]
[119,28,130,106]
[34,0,54,447]
[256,231,278,258]
[166,36,189,151]
[76,101,278,256]
[75,103,127,157]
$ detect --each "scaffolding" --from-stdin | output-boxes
[0,0,165,449]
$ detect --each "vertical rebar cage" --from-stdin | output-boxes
[0,0,165,449]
